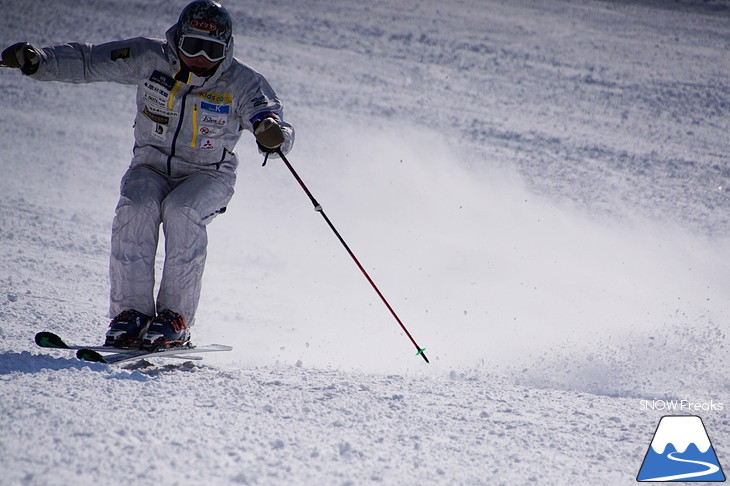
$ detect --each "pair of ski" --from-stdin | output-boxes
[35,331,231,364]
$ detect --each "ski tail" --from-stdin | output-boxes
[76,349,107,363]
[36,331,141,353]
[35,331,71,349]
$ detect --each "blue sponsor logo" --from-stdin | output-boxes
[201,101,230,114]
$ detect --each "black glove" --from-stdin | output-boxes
[2,42,40,75]
[253,117,285,152]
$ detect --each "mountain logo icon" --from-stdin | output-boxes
[637,415,725,482]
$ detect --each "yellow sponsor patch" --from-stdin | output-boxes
[111,48,130,61]
[198,92,233,104]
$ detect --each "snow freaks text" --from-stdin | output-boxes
[639,400,724,412]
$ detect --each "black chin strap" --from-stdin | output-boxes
[174,62,192,83]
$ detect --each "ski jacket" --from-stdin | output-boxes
[29,26,294,179]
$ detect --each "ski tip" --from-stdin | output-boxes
[76,349,107,363]
[35,331,69,349]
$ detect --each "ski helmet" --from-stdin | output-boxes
[177,1,233,45]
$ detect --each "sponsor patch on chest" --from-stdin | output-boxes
[200,101,231,114]
[200,113,227,126]
[142,107,170,125]
[198,92,233,104]
[151,122,168,141]
[143,92,167,110]
[149,70,176,91]
[141,72,178,124]
[199,125,223,137]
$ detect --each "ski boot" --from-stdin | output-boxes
[141,309,190,350]
[105,309,152,348]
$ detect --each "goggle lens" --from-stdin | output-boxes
[179,36,227,62]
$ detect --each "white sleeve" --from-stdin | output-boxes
[31,37,162,85]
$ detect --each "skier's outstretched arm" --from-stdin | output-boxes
[2,38,160,85]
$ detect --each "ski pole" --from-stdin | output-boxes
[272,149,429,363]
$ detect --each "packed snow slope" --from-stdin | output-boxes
[1,0,729,484]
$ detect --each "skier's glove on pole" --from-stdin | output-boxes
[1,42,40,75]
[254,117,285,152]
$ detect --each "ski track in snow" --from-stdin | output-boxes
[1,0,730,484]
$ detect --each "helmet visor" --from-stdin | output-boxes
[178,35,227,62]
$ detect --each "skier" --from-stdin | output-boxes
[1,0,294,349]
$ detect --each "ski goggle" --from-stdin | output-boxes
[178,34,228,62]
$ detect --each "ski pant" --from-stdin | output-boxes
[109,165,234,326]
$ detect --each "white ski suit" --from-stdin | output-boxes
[29,26,294,325]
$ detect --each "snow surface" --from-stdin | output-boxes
[1,0,730,484]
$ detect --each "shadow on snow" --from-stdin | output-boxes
[0,351,206,380]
